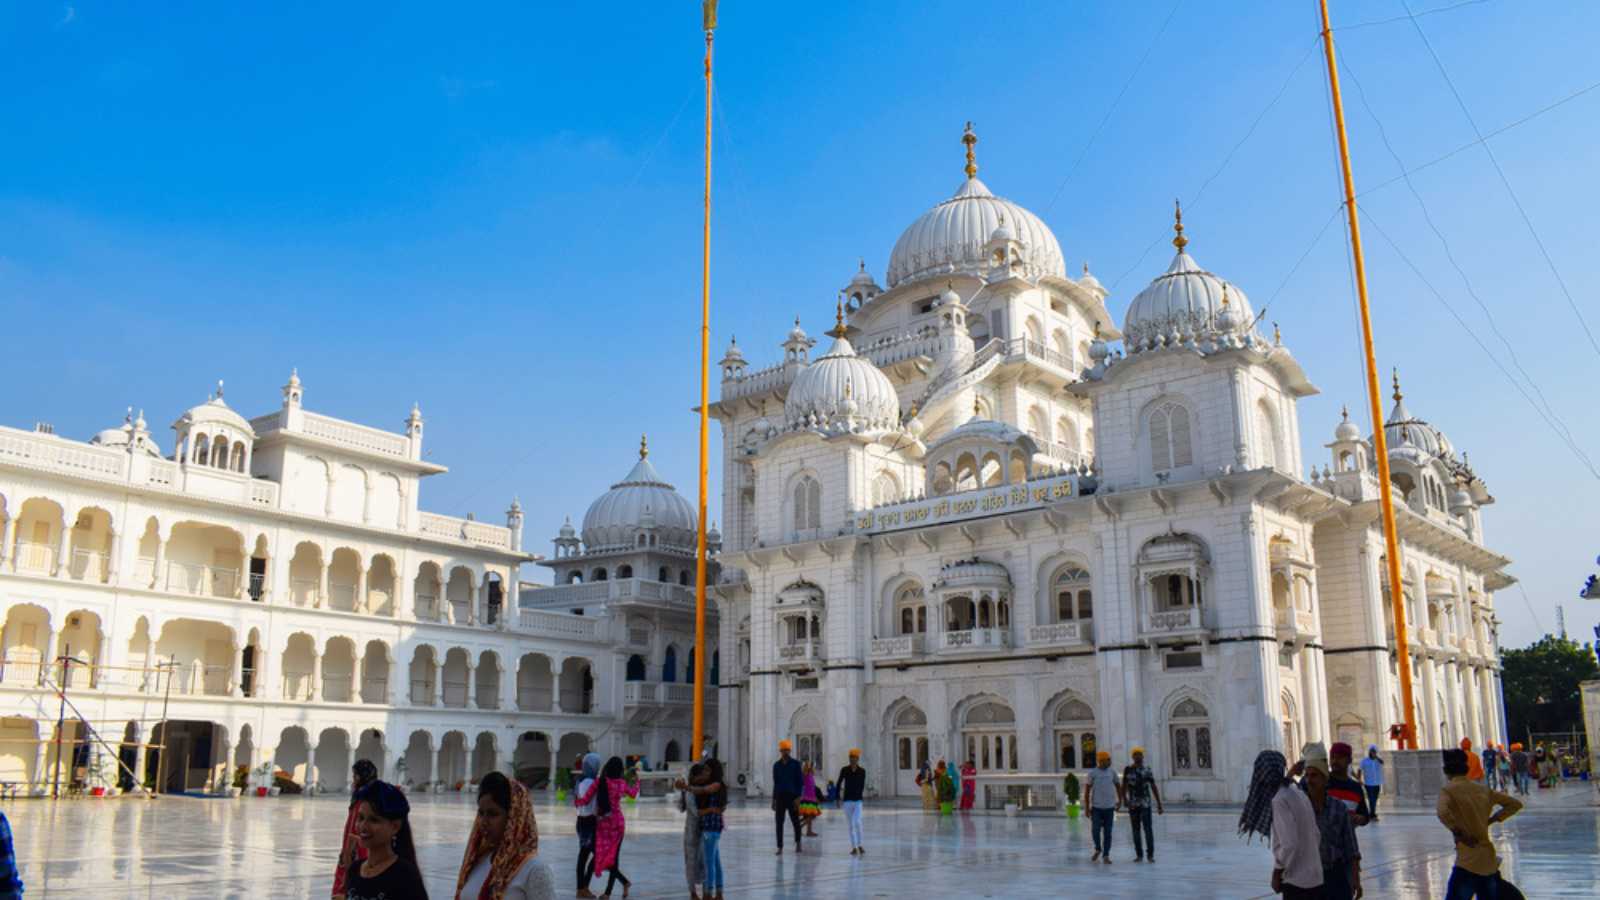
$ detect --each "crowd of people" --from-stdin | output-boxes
[0,727,1569,899]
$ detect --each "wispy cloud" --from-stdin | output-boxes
[57,5,76,27]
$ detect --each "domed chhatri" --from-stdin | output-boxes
[1122,202,1258,354]
[1380,369,1454,460]
[885,124,1066,289]
[580,434,697,552]
[783,301,901,433]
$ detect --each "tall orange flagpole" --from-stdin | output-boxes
[1319,0,1417,749]
[691,0,717,762]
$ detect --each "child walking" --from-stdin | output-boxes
[798,761,822,837]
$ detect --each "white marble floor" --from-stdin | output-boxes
[6,783,1598,898]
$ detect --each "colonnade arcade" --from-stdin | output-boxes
[0,493,512,624]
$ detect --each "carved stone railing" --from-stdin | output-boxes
[300,412,409,457]
[940,628,1010,652]
[418,512,514,550]
[1026,621,1090,649]
[870,634,922,661]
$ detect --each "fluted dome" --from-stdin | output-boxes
[581,443,696,551]
[1379,374,1453,460]
[783,324,901,433]
[1333,407,1361,443]
[1123,247,1256,353]
[176,386,254,434]
[886,176,1065,289]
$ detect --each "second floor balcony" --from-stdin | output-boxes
[1026,620,1092,650]
[940,627,1011,653]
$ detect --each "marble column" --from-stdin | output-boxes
[432,662,444,707]
[0,516,14,569]
[465,660,478,709]
[311,652,323,702]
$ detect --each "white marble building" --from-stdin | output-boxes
[710,127,1513,802]
[0,374,663,796]
[524,437,719,767]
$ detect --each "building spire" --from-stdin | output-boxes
[1172,199,1188,252]
[640,433,649,459]
[962,121,978,180]
[1391,367,1403,402]
[827,294,848,338]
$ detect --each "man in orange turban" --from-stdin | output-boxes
[772,740,804,855]
[1461,739,1484,781]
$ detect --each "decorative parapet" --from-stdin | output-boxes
[418,512,515,551]
[846,472,1081,535]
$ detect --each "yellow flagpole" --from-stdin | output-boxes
[1318,0,1417,750]
[692,0,717,762]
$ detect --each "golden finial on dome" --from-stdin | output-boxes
[962,121,978,180]
[1273,321,1282,345]
[1341,404,1350,422]
[1220,284,1230,308]
[639,433,649,459]
[827,294,848,338]
[1392,367,1403,402]
[1172,199,1188,252]
[973,395,983,418]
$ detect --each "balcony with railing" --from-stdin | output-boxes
[166,562,239,599]
[527,577,695,612]
[247,572,266,602]
[12,541,55,576]
[624,681,707,706]
[289,578,320,607]
[870,634,923,662]
[1140,605,1211,641]
[67,548,109,583]
[940,628,1011,653]
[1026,620,1092,650]
[515,609,605,641]
[776,640,824,668]
[1274,607,1317,639]
[417,512,516,551]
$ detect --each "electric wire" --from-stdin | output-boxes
[1357,77,1600,201]
[1336,54,1590,466]
[1358,206,1600,481]
[1399,0,1600,359]
[1335,0,1492,33]
[1108,36,1321,292]
[1042,0,1183,215]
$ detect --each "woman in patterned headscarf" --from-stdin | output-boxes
[455,771,553,899]
[333,758,380,900]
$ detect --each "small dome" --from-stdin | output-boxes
[557,517,576,539]
[783,314,901,433]
[849,262,876,288]
[1078,262,1106,296]
[989,215,1014,243]
[1123,247,1254,353]
[787,318,810,344]
[580,439,697,551]
[1334,406,1361,442]
[1378,372,1453,459]
[933,557,1012,590]
[940,282,961,306]
[176,382,255,436]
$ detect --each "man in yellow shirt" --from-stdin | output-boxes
[1437,748,1523,899]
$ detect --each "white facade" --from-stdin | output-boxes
[0,374,640,797]
[709,131,1513,802]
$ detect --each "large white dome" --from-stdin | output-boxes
[783,327,901,433]
[886,176,1065,289]
[581,443,696,551]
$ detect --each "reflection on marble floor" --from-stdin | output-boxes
[7,782,1598,898]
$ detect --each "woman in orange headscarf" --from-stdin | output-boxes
[455,772,554,900]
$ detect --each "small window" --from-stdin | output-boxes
[1149,402,1193,472]
[1163,651,1203,671]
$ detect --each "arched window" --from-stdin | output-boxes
[1052,565,1093,622]
[662,646,678,683]
[657,566,669,582]
[232,443,247,472]
[1057,418,1079,454]
[894,583,926,635]
[194,434,210,466]
[625,655,646,682]
[872,471,900,506]
[793,476,822,532]
[962,700,1018,772]
[1025,317,1045,347]
[1149,402,1193,472]
[617,565,633,579]
[1052,328,1073,367]
[1169,697,1213,776]
[980,452,1003,487]
[591,568,608,582]
[1027,406,1050,442]
[1054,698,1097,771]
[1256,400,1280,471]
[212,436,230,469]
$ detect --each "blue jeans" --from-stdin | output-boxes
[1446,866,1501,900]
[1127,807,1154,858]
[1090,807,1115,854]
[702,830,724,892]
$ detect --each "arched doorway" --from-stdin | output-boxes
[961,699,1017,773]
[889,703,928,798]
[1051,696,1097,772]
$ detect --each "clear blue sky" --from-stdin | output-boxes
[2,1,1595,647]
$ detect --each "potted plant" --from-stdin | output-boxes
[252,762,272,796]
[1063,773,1081,819]
[937,768,957,816]
[554,765,571,802]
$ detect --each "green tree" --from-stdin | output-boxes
[1501,635,1600,740]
